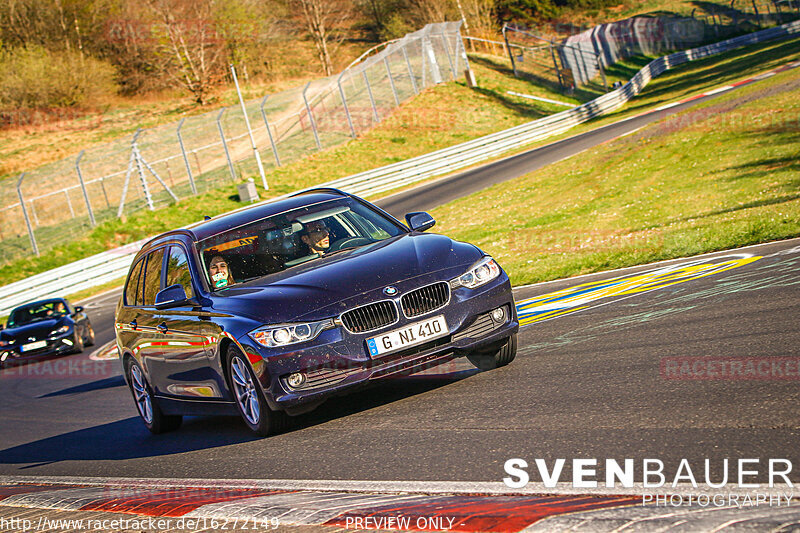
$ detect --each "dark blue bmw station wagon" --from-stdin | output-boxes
[115,189,517,435]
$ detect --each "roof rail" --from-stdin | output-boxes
[289,187,351,198]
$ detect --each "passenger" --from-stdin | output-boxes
[300,220,330,257]
[208,255,235,288]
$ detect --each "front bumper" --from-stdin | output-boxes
[237,275,518,412]
[0,334,75,365]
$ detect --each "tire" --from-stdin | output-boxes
[228,347,287,437]
[84,323,96,347]
[467,334,517,371]
[71,329,84,354]
[126,359,182,434]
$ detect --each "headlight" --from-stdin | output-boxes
[248,319,334,348]
[49,325,70,336]
[452,256,502,289]
[0,339,13,347]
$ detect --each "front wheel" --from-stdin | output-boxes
[126,359,182,434]
[467,334,517,371]
[228,348,287,437]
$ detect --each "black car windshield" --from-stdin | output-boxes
[8,300,68,328]
[196,198,405,291]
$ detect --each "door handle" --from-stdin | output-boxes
[157,322,168,333]
[129,319,137,330]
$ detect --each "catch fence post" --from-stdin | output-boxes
[402,47,419,95]
[384,58,400,107]
[176,118,198,195]
[503,24,518,77]
[231,64,268,190]
[259,96,282,166]
[337,74,357,139]
[16,173,39,256]
[216,108,238,182]
[75,150,97,226]
[362,71,380,123]
[302,82,322,150]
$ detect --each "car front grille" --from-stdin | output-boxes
[401,282,450,318]
[340,301,398,333]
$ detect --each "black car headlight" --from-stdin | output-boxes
[451,256,501,289]
[248,319,334,348]
[49,325,70,337]
[0,339,14,347]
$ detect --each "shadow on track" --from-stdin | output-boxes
[38,375,126,398]
[0,369,479,468]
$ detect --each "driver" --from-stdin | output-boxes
[208,255,235,288]
[300,220,330,257]
[47,302,67,317]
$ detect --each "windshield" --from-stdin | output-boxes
[196,198,405,291]
[8,300,68,328]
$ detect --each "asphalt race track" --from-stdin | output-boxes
[0,239,798,482]
[0,68,798,484]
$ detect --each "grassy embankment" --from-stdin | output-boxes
[432,62,800,285]
[5,35,799,297]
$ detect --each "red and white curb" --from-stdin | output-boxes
[0,477,798,532]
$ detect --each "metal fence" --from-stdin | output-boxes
[503,1,800,90]
[0,22,468,266]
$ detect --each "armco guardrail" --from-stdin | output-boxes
[0,239,148,315]
[1,20,798,317]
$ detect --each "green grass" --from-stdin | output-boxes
[431,64,800,285]
[2,34,798,289]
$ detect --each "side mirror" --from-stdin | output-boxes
[0,323,4,331]
[74,306,84,313]
[155,284,189,310]
[405,211,435,232]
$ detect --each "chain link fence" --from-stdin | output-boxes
[0,21,467,266]
[503,1,800,91]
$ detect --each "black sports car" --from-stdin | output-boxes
[115,189,518,436]
[0,298,95,368]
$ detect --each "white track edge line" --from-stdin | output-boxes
[0,475,796,499]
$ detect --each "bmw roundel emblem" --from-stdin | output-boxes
[383,286,398,296]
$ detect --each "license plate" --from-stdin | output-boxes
[21,340,47,352]
[366,315,448,357]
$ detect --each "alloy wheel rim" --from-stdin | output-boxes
[130,364,153,424]
[231,357,260,425]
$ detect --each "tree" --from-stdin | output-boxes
[146,0,227,104]
[495,0,559,25]
[408,0,457,24]
[291,0,353,76]
[460,0,498,38]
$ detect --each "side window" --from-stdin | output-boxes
[165,246,194,299]
[142,248,166,306]
[124,259,145,307]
